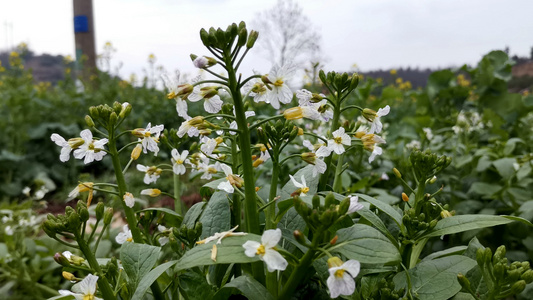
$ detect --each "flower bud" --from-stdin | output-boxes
[440,210,452,218]
[327,256,344,269]
[237,28,247,46]
[476,248,485,267]
[293,230,306,244]
[457,273,471,290]
[330,235,338,245]
[426,176,437,184]
[402,193,410,202]
[493,245,506,264]
[109,111,118,127]
[324,192,336,209]
[119,102,132,119]
[130,143,142,160]
[54,253,70,266]
[393,168,402,178]
[85,115,95,128]
[78,202,89,222]
[511,280,526,294]
[200,28,210,46]
[103,207,113,225]
[246,30,258,49]
[62,271,77,281]
[338,197,350,215]
[483,248,493,265]
[89,106,99,118]
[362,108,377,122]
[95,202,105,221]
[312,194,321,209]
[521,270,533,284]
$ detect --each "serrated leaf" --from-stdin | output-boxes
[419,215,531,239]
[213,275,274,300]
[132,260,177,300]
[393,256,477,300]
[176,235,261,271]
[329,224,401,264]
[120,242,161,292]
[199,191,231,239]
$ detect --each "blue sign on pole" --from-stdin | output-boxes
[74,15,89,33]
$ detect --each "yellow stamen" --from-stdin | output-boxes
[256,244,266,256]
[334,269,345,278]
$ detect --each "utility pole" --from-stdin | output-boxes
[73,0,97,78]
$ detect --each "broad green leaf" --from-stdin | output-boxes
[179,269,216,300]
[277,207,306,253]
[183,202,205,228]
[132,260,177,300]
[199,191,231,239]
[393,256,477,300]
[200,178,226,196]
[176,235,261,271]
[451,292,476,300]
[503,138,523,156]
[517,163,532,182]
[356,207,397,246]
[422,246,467,261]
[356,193,402,226]
[419,215,532,239]
[120,242,161,291]
[476,156,492,172]
[213,275,274,300]
[492,157,516,180]
[329,224,401,264]
[467,182,501,197]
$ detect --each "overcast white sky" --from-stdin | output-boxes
[1,0,532,79]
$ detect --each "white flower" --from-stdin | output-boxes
[283,104,322,121]
[171,149,188,175]
[200,137,218,156]
[140,188,161,197]
[158,225,170,245]
[253,151,271,167]
[265,63,295,109]
[242,228,288,272]
[317,100,333,122]
[199,162,220,180]
[161,71,193,119]
[133,123,164,156]
[423,127,433,140]
[289,175,309,197]
[296,89,325,106]
[177,116,203,138]
[369,105,390,134]
[193,56,208,68]
[326,257,361,298]
[22,186,31,196]
[381,173,389,180]
[34,186,49,200]
[5,225,13,236]
[217,164,243,194]
[327,127,351,155]
[72,130,108,164]
[137,165,162,184]
[360,133,386,163]
[59,274,102,300]
[188,86,223,114]
[123,192,135,208]
[347,195,364,214]
[116,225,133,244]
[50,133,84,162]
[196,225,247,245]
[368,146,383,163]
[243,77,270,104]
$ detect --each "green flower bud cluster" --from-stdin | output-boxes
[318,70,359,98]
[400,207,438,242]
[294,193,345,232]
[88,101,131,129]
[171,221,203,250]
[462,246,531,298]
[409,149,451,181]
[257,120,299,153]
[199,21,258,51]
[102,257,120,287]
[365,277,409,300]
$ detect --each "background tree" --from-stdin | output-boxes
[252,0,322,69]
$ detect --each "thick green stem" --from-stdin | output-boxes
[224,49,264,282]
[173,173,182,215]
[266,156,280,297]
[231,138,242,277]
[332,153,345,193]
[76,233,116,300]
[278,230,323,300]
[108,134,165,299]
[318,102,341,191]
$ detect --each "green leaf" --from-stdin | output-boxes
[199,191,231,239]
[393,256,477,300]
[356,208,397,246]
[179,269,216,300]
[120,242,161,291]
[492,157,516,180]
[137,207,183,227]
[132,260,177,300]
[356,193,402,227]
[277,207,306,253]
[176,235,261,271]
[476,156,492,172]
[467,182,501,197]
[517,163,532,182]
[183,202,205,228]
[419,215,532,239]
[329,224,401,264]
[422,246,467,261]
[214,275,274,300]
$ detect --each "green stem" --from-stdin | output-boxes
[224,48,264,282]
[332,153,345,193]
[76,232,116,300]
[266,150,280,296]
[174,173,182,215]
[278,230,323,300]
[318,101,341,191]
